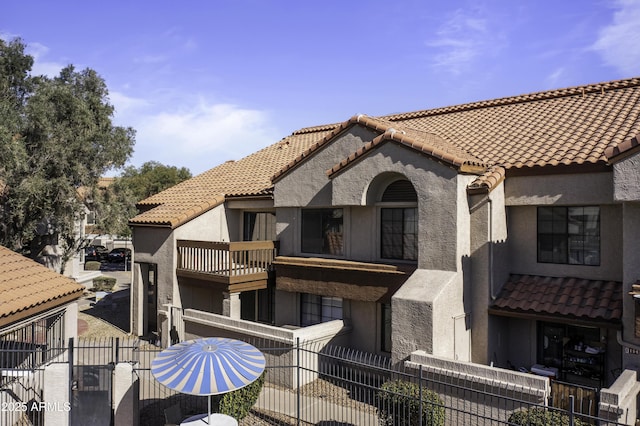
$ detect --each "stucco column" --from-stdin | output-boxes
[65,302,78,339]
[222,292,241,319]
[113,363,139,426]
[44,363,70,425]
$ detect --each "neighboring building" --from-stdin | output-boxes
[0,244,84,367]
[130,77,640,391]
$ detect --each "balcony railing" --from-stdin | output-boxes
[176,240,277,288]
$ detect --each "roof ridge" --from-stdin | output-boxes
[382,77,640,121]
[292,123,341,135]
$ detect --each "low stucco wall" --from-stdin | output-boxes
[172,308,350,388]
[599,369,640,425]
[406,350,549,403]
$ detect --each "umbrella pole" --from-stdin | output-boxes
[208,395,211,425]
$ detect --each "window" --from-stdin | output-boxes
[537,207,600,265]
[381,303,392,352]
[301,294,342,326]
[381,208,418,260]
[379,179,418,261]
[301,209,343,255]
[240,285,275,325]
[243,212,276,241]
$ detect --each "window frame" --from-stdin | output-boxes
[537,206,600,266]
[380,206,418,261]
[300,208,344,256]
[300,294,343,326]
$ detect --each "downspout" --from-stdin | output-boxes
[488,197,497,300]
[617,329,640,353]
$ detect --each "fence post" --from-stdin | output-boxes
[69,337,74,425]
[296,337,301,426]
[569,394,575,426]
[419,364,423,426]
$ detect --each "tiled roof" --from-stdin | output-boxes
[131,130,333,227]
[467,166,507,194]
[0,245,84,327]
[131,77,640,227]
[325,118,488,178]
[490,274,622,325]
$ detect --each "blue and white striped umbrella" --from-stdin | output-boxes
[151,337,266,396]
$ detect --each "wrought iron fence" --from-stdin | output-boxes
[128,337,630,426]
[1,336,632,425]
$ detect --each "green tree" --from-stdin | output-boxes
[118,161,191,201]
[91,161,191,237]
[0,37,135,272]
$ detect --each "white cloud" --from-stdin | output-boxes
[425,7,504,75]
[592,0,640,75]
[545,68,566,88]
[121,98,279,174]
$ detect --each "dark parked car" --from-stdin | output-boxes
[85,245,109,261]
[107,248,131,263]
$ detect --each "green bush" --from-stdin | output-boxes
[92,276,116,292]
[85,261,101,271]
[378,379,445,426]
[214,372,265,420]
[508,407,586,426]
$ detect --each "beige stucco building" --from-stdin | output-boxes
[130,77,640,393]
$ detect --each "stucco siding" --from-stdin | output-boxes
[506,204,622,281]
[392,270,461,362]
[505,173,613,206]
[174,204,229,242]
[274,125,379,208]
[613,153,640,202]
[331,142,460,271]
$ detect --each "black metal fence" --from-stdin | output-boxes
[127,337,631,426]
[0,335,633,425]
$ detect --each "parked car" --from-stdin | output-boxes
[107,248,131,263]
[85,245,109,262]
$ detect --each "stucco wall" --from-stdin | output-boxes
[330,142,460,271]
[469,184,510,364]
[348,299,380,354]
[274,125,379,208]
[613,153,640,202]
[131,226,173,336]
[506,204,622,281]
[505,172,613,206]
[621,202,640,363]
[131,204,232,336]
[391,270,461,362]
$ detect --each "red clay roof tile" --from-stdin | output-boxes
[490,274,622,325]
[0,246,84,326]
[131,77,640,228]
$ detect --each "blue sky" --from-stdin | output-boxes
[3,0,640,176]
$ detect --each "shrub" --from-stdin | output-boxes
[214,372,265,420]
[508,407,586,426]
[378,379,445,426]
[85,261,101,271]
[92,276,116,292]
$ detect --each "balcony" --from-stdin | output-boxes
[176,240,277,292]
[273,256,415,302]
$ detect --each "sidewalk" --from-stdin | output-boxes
[256,386,378,425]
[77,267,132,337]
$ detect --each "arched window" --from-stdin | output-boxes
[380,179,418,261]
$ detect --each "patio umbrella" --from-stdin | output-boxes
[151,337,266,424]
